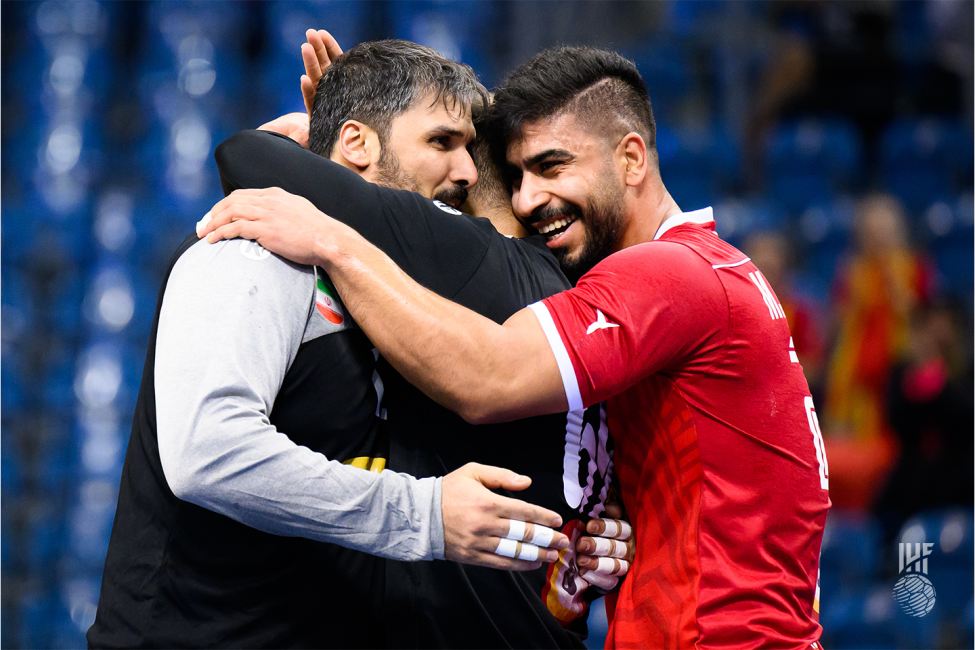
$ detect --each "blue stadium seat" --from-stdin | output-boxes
[923,196,975,299]
[898,508,974,623]
[1,429,25,499]
[881,118,974,212]
[387,1,497,81]
[821,585,897,649]
[26,507,66,573]
[765,119,863,213]
[0,516,13,568]
[792,199,855,291]
[261,0,369,115]
[628,43,693,125]
[661,125,742,209]
[819,510,884,598]
[16,590,57,650]
[711,197,787,248]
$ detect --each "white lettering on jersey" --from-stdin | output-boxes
[432,199,462,215]
[789,337,799,363]
[748,270,785,320]
[804,396,829,489]
[586,309,619,335]
[563,403,612,518]
[239,240,270,261]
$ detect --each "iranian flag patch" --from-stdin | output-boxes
[315,272,344,325]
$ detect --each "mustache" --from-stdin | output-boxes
[525,200,584,229]
[435,185,469,210]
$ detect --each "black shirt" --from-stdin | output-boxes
[215,131,612,649]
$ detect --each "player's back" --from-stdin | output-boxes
[601,222,830,649]
[382,230,605,649]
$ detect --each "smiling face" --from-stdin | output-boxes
[507,113,628,281]
[376,92,478,209]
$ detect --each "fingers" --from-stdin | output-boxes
[301,37,324,83]
[503,520,557,548]
[603,503,623,520]
[494,538,543,562]
[578,556,630,575]
[318,30,343,60]
[494,493,563,530]
[585,518,631,541]
[576,537,628,559]
[301,74,316,116]
[461,462,531,491]
[580,569,619,591]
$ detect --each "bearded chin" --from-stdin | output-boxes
[559,196,625,285]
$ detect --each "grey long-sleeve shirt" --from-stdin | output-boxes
[155,236,444,561]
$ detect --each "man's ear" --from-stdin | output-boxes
[335,120,382,170]
[616,132,649,188]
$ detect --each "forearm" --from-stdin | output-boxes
[315,222,567,423]
[160,410,444,561]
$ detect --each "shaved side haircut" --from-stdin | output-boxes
[485,47,658,182]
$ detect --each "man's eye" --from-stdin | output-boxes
[539,161,563,173]
[431,136,450,148]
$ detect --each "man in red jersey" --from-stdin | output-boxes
[199,46,830,649]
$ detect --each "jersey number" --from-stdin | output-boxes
[563,403,613,518]
[804,396,829,490]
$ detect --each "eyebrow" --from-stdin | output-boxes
[522,148,574,168]
[426,125,472,140]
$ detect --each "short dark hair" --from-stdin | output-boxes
[486,47,657,175]
[308,40,488,158]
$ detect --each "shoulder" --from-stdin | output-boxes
[173,238,312,280]
[167,238,315,305]
[583,239,715,285]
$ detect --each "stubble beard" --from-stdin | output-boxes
[556,181,627,285]
[376,148,469,208]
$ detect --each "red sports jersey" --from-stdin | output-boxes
[529,209,830,649]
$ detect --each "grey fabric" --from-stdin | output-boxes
[154,237,444,561]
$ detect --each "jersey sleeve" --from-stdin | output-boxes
[155,238,444,561]
[214,130,490,298]
[528,241,729,409]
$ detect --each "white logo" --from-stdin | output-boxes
[239,240,270,261]
[433,200,462,216]
[893,542,937,617]
[586,309,619,335]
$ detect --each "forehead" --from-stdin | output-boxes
[506,112,603,166]
[392,90,475,137]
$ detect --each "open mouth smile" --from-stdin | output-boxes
[535,215,578,242]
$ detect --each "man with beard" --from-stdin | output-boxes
[204,34,631,648]
[202,46,830,649]
[88,41,579,649]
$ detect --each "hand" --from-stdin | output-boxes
[301,29,343,117]
[198,187,341,267]
[574,503,635,591]
[441,463,568,571]
[258,112,310,147]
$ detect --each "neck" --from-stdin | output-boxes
[485,208,529,238]
[617,174,682,250]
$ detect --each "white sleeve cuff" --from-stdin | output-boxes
[528,302,583,412]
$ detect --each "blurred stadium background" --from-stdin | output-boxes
[1,1,972,648]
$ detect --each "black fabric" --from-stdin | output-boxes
[87,233,386,649]
[216,131,593,648]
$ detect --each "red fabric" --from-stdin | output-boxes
[540,223,830,649]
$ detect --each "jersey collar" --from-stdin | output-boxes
[653,207,715,240]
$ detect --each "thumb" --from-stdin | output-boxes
[465,463,532,491]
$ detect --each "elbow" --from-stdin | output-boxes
[451,388,510,425]
[159,445,209,503]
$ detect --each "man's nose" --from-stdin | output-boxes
[512,173,549,220]
[450,149,478,188]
